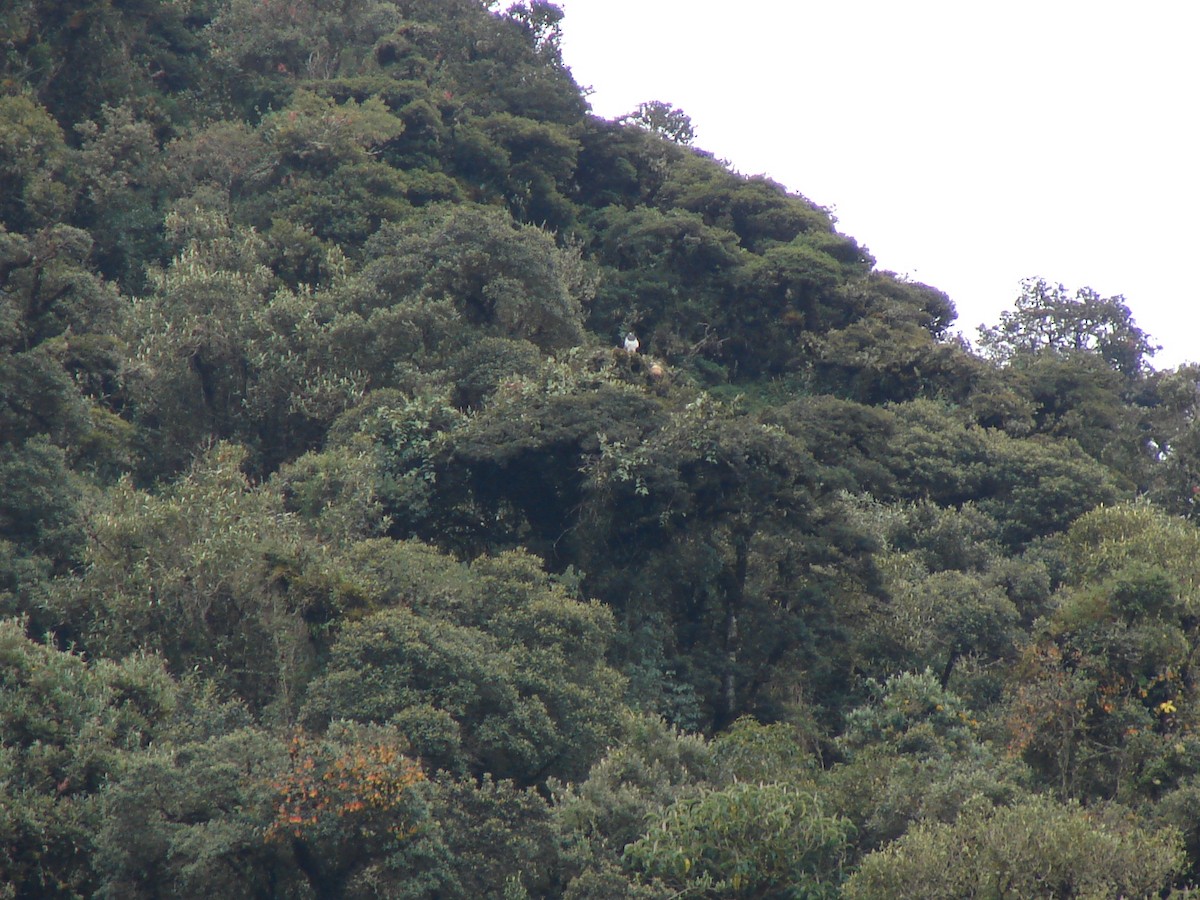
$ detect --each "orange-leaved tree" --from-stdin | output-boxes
[266,722,443,896]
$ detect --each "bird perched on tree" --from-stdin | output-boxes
[623,331,640,353]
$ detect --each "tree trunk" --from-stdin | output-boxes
[940,649,960,688]
[717,530,751,729]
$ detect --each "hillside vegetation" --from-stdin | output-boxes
[5,1,1200,896]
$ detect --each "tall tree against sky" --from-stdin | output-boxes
[978,277,1159,378]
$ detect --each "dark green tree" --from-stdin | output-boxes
[353,203,591,350]
[42,443,331,715]
[581,394,875,728]
[0,618,178,898]
[620,101,696,145]
[300,543,626,785]
[0,94,73,233]
[1005,503,1200,803]
[979,276,1158,378]
[827,671,1030,854]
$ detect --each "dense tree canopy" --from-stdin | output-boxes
[3,0,1199,895]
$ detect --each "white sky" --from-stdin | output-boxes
[556,1,1200,369]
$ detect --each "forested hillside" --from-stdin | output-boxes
[5,1,1200,896]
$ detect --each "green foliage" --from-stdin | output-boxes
[451,112,580,228]
[552,712,721,899]
[711,716,822,784]
[204,0,403,115]
[357,203,591,349]
[620,101,696,145]
[265,722,441,896]
[0,220,126,597]
[880,567,1018,682]
[0,94,73,232]
[420,0,586,124]
[96,723,297,899]
[1139,364,1200,515]
[882,399,1126,547]
[505,1,567,63]
[842,794,1184,899]
[42,443,329,714]
[73,103,166,288]
[573,119,673,209]
[815,321,982,404]
[1,0,211,127]
[0,618,177,898]
[768,396,899,495]
[1000,351,1143,470]
[98,714,455,899]
[580,393,876,728]
[1003,503,1200,803]
[8,0,1200,892]
[432,774,560,899]
[624,781,853,897]
[656,150,838,252]
[0,437,83,582]
[586,204,743,365]
[828,671,1032,854]
[1062,502,1200,597]
[445,336,544,409]
[328,390,468,542]
[274,444,392,546]
[979,276,1159,378]
[1,224,124,443]
[261,90,405,172]
[301,544,626,784]
[161,120,273,203]
[124,202,278,471]
[840,671,984,760]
